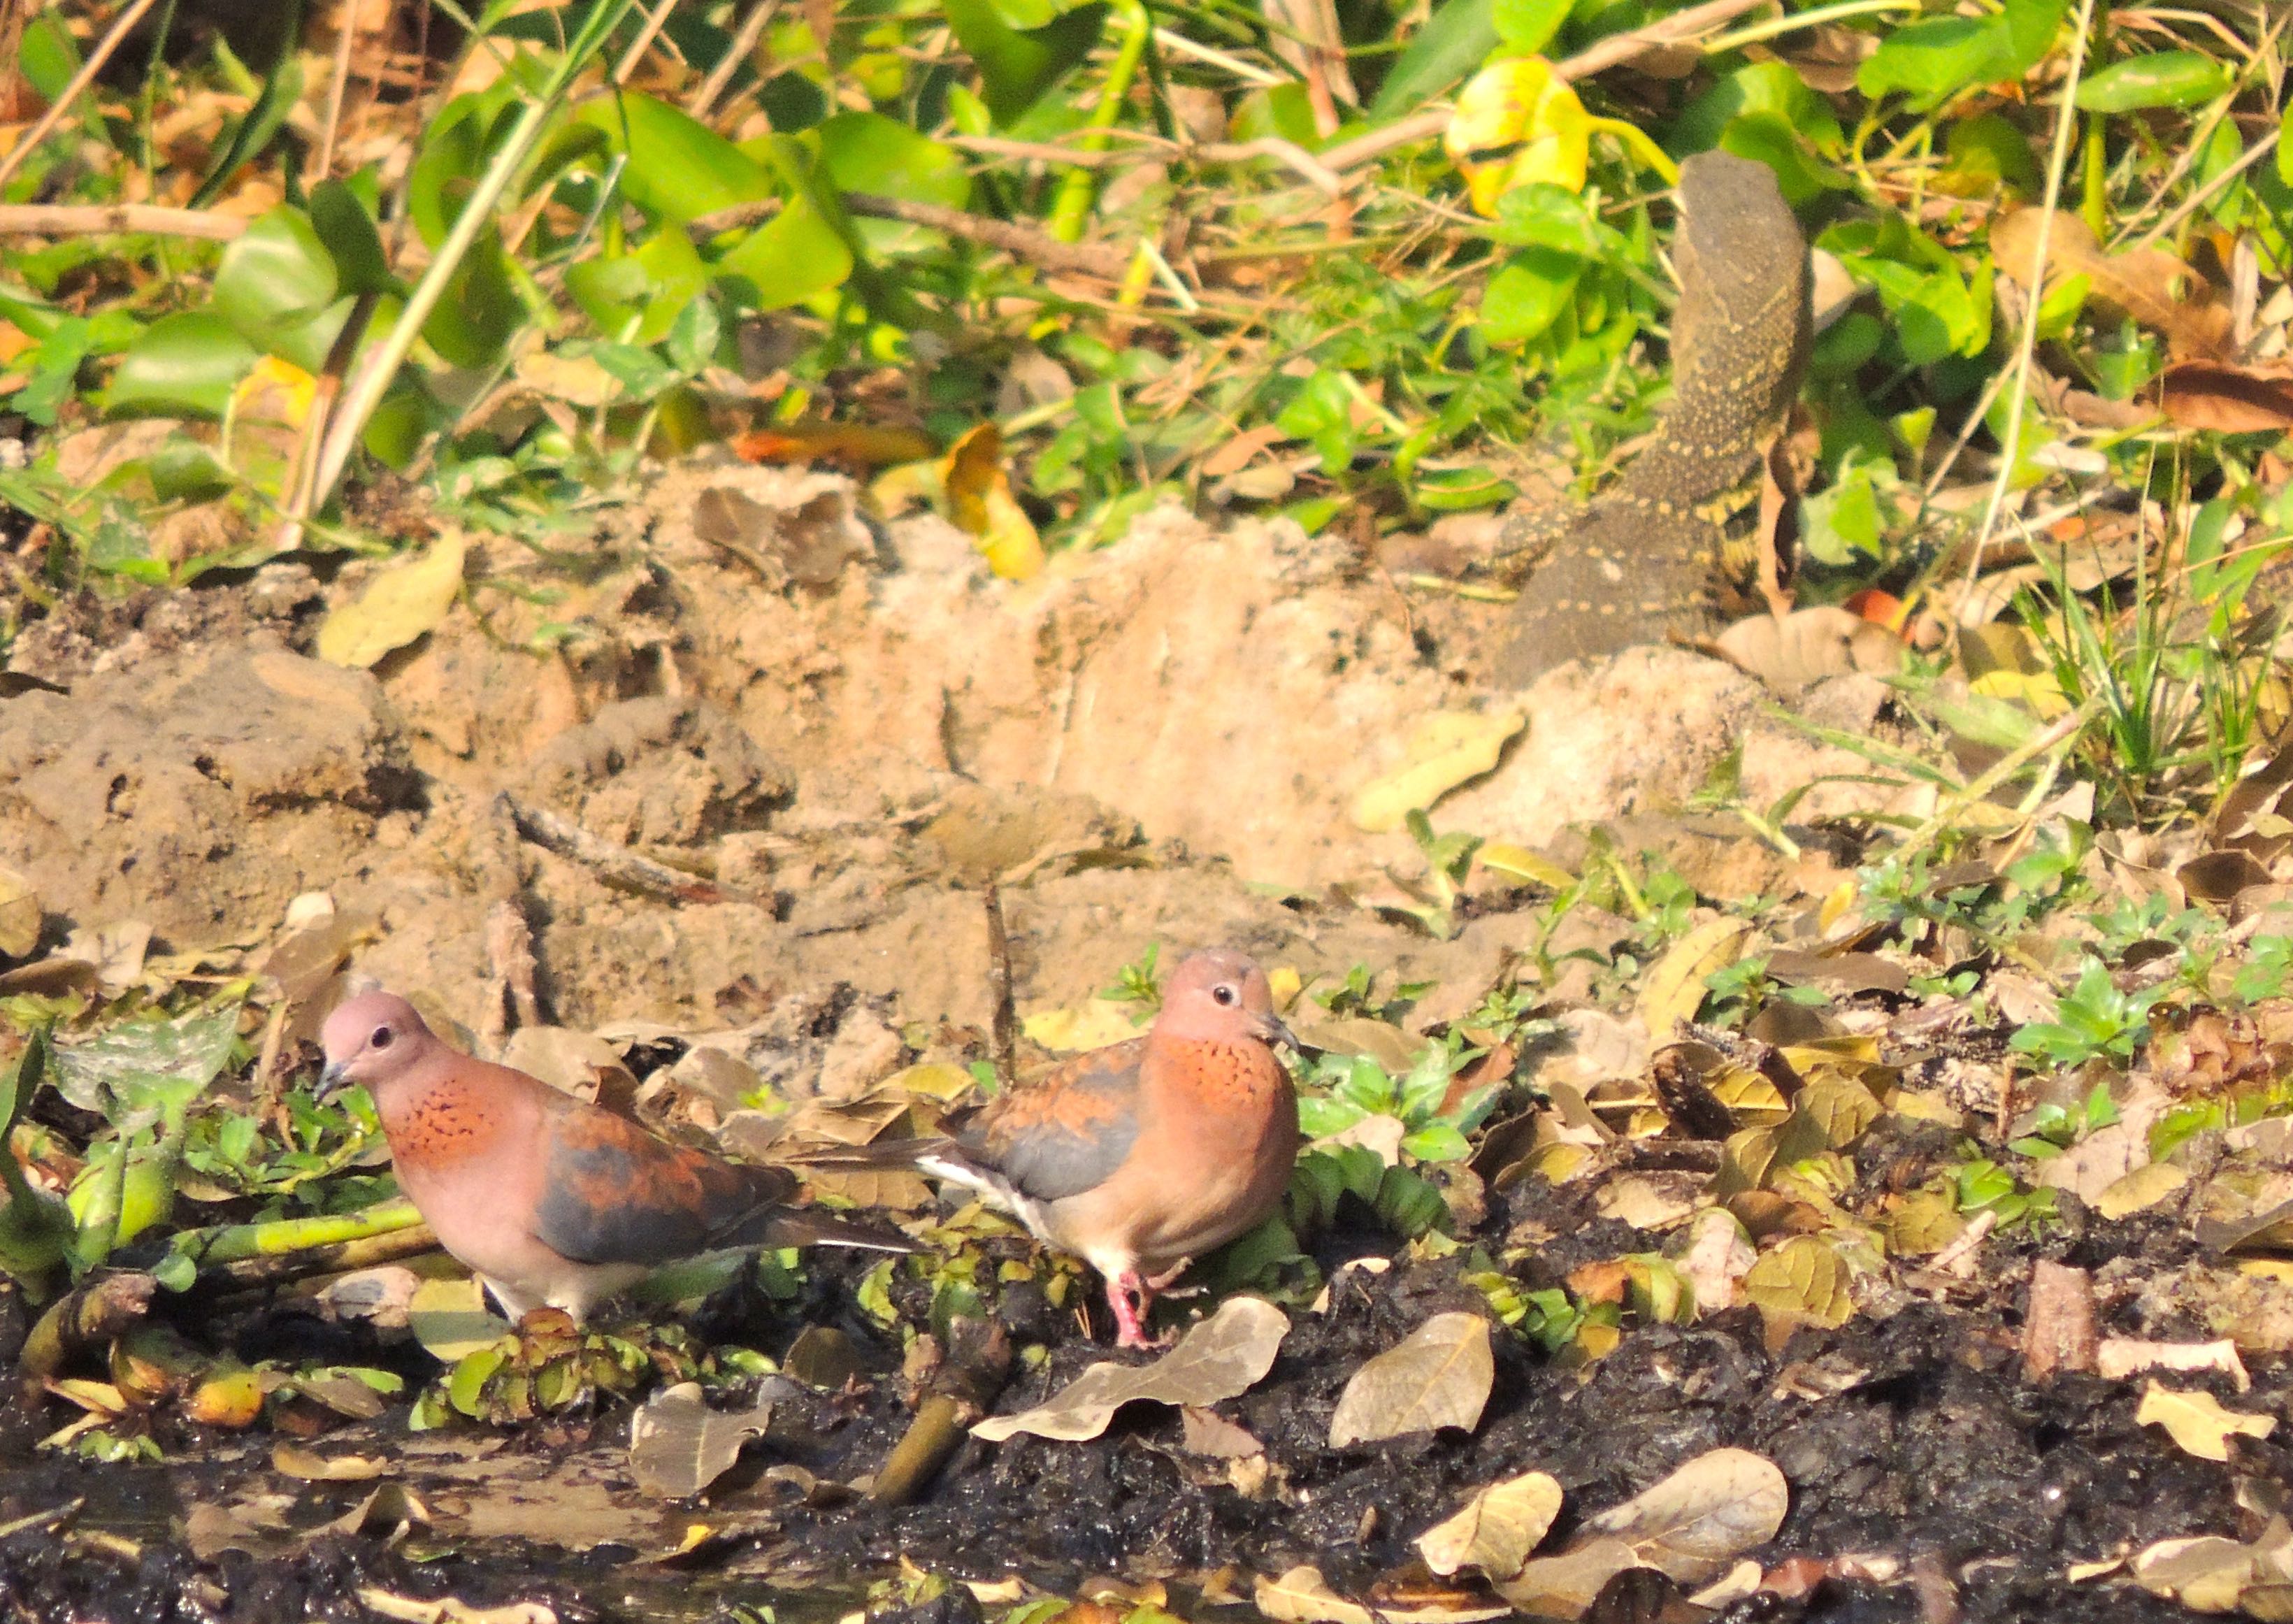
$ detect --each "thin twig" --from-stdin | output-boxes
[983,881,1016,1085]
[0,203,246,240]
[0,0,168,194]
[1550,0,1774,80]
[1319,0,1775,174]
[1964,0,2099,594]
[612,0,684,84]
[690,0,782,119]
[315,0,362,179]
[948,134,1130,168]
[502,793,768,907]
[690,193,1133,278]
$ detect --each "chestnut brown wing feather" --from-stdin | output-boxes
[531,1098,796,1266]
[958,1038,1144,1203]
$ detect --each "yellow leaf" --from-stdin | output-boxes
[1021,998,1145,1051]
[2093,1161,2188,1220]
[1741,1235,1855,1331]
[942,424,1043,580]
[231,354,319,429]
[1969,667,2071,720]
[1637,918,1754,1034]
[315,534,467,669]
[1351,710,1527,833]
[1478,842,1575,889]
[1417,1471,1564,1579]
[2134,1381,2276,1462]
[1446,58,1590,215]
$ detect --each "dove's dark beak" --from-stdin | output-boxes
[1251,1009,1299,1051]
[314,1061,349,1102]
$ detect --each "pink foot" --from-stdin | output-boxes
[1105,1271,1172,1349]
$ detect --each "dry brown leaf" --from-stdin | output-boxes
[1637,919,1756,1036]
[2158,361,2293,433]
[2097,1337,2252,1393]
[973,1296,1289,1443]
[1713,608,1903,688]
[2135,1381,2278,1462]
[0,865,38,961]
[1328,1312,1494,1448]
[1991,209,2232,361]
[628,1379,794,1497]
[1581,1448,1789,1582]
[1499,1537,1644,1618]
[1416,1472,1564,1579]
[1741,1235,1855,1332]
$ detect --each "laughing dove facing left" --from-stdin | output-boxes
[317,991,905,1322]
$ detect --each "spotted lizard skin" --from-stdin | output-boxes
[1493,150,1811,684]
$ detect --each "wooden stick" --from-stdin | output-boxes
[690,0,783,120]
[1318,0,1775,173]
[502,793,767,907]
[691,194,1132,279]
[984,882,1016,1085]
[0,202,245,240]
[0,0,167,194]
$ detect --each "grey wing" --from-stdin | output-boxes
[961,1042,1144,1203]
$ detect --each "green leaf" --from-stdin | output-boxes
[1277,369,1359,474]
[1672,59,1842,156]
[1857,15,2005,106]
[1481,247,1581,345]
[19,13,81,107]
[944,0,1109,125]
[580,92,773,221]
[189,0,307,209]
[1371,0,1497,120]
[712,192,853,310]
[1487,183,1601,254]
[406,97,489,250]
[1718,113,1848,204]
[815,113,970,252]
[2281,109,2293,188]
[1492,0,1569,55]
[107,313,259,418]
[2074,50,2231,113]
[308,180,395,296]
[213,207,347,373]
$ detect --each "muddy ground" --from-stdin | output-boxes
[0,461,2262,1623]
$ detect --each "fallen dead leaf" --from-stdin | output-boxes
[1638,919,1755,1036]
[1498,1538,1644,1618]
[2157,360,2293,433]
[1416,1470,1564,1579]
[272,1443,389,1481]
[2098,1337,2252,1393]
[1328,1312,1493,1448]
[408,1275,514,1363]
[1991,208,2231,361]
[1254,1565,1510,1624]
[973,1296,1289,1443]
[1351,710,1526,833]
[1579,1448,1788,1583]
[628,1378,796,1497]
[2134,1381,2277,1463]
[1713,608,1903,688]
[316,533,468,670]
[0,865,38,960]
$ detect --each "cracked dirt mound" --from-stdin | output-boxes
[1,457,1896,1038]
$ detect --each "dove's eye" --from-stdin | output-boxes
[371,1026,395,1050]
[1213,984,1238,1006]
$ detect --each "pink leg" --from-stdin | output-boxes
[1106,1270,1151,1348]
